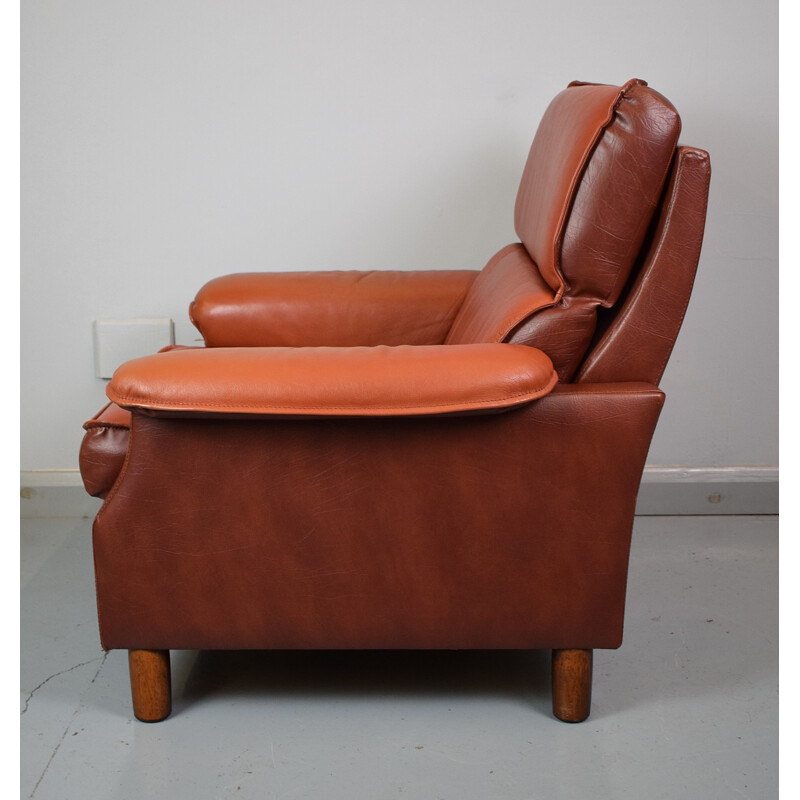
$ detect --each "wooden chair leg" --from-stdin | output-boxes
[129,649,172,722]
[552,648,592,722]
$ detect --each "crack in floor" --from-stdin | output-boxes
[28,653,109,799]
[22,654,105,714]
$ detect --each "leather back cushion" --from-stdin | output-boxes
[445,244,556,345]
[448,79,681,381]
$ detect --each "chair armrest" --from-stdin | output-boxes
[188,270,478,347]
[106,344,557,417]
[79,402,131,498]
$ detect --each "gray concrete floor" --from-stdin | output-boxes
[21,515,778,799]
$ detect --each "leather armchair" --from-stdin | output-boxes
[79,78,710,723]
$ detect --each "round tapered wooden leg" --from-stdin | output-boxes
[552,648,592,722]
[129,649,172,722]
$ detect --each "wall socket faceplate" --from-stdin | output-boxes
[93,318,175,379]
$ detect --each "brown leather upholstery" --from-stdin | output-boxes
[577,147,711,384]
[448,79,682,382]
[107,344,557,417]
[444,244,556,345]
[79,402,131,499]
[78,79,710,722]
[190,269,477,347]
[94,384,663,652]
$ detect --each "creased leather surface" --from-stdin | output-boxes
[190,270,478,347]
[515,79,641,294]
[106,344,558,417]
[506,295,599,382]
[79,403,131,498]
[451,79,682,381]
[559,81,681,306]
[79,79,709,668]
[445,244,556,345]
[577,147,711,384]
[93,383,664,652]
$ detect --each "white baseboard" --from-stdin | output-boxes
[635,467,778,515]
[21,466,778,520]
[21,470,102,519]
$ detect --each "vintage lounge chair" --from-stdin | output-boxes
[79,78,710,722]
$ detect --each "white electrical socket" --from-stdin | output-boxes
[93,318,175,379]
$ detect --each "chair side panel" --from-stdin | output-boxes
[93,385,663,653]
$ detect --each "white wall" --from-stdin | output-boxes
[21,0,778,472]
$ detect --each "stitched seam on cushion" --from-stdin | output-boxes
[498,297,559,342]
[549,84,628,294]
[553,388,662,399]
[82,401,114,431]
[453,246,558,344]
[489,250,558,342]
[600,93,682,308]
[109,375,559,414]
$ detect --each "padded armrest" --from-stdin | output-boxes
[189,270,478,348]
[106,344,557,417]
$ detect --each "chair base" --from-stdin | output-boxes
[125,647,594,723]
[551,648,593,722]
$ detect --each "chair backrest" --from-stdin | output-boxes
[575,145,710,384]
[446,79,707,384]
